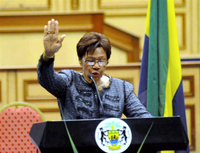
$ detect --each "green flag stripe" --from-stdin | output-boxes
[158,0,169,116]
[147,0,159,116]
[147,0,169,116]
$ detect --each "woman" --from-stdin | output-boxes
[37,19,152,120]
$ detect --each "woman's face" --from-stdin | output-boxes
[80,47,108,82]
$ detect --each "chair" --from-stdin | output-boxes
[0,101,45,153]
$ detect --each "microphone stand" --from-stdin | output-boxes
[88,74,104,117]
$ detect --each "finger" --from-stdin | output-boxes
[50,18,55,33]
[48,20,51,32]
[55,20,59,35]
[60,35,66,43]
[44,25,48,35]
[56,35,66,49]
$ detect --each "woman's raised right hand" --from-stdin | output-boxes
[43,18,66,57]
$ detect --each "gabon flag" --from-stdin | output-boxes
[138,0,189,152]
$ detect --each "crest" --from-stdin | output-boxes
[95,118,132,153]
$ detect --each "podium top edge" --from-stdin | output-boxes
[42,116,181,122]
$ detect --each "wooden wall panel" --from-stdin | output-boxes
[183,76,194,97]
[98,0,185,9]
[103,23,140,62]
[0,12,104,33]
[16,71,60,121]
[98,0,148,8]
[0,71,9,107]
[0,0,50,11]
[23,80,56,102]
[182,66,199,104]
[186,105,195,151]
[177,13,186,50]
[182,63,200,152]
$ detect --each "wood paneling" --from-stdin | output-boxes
[0,0,50,11]
[0,12,104,33]
[71,0,80,10]
[177,13,186,50]
[186,105,195,150]
[98,0,148,8]
[23,80,56,102]
[183,76,194,97]
[98,0,185,9]
[103,24,140,62]
[0,12,140,62]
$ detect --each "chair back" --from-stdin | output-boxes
[0,102,45,152]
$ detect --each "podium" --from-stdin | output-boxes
[29,117,188,153]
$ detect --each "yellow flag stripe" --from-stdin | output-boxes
[164,0,182,117]
[145,0,151,37]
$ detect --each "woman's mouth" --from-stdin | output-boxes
[92,72,99,78]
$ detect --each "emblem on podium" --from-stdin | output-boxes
[95,118,132,153]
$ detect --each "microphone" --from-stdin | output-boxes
[88,74,104,117]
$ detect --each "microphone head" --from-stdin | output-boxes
[88,74,93,79]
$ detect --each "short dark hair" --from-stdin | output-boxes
[76,32,111,60]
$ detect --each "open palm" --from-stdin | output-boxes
[43,19,65,56]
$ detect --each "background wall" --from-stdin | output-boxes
[0,0,200,152]
[0,0,200,67]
